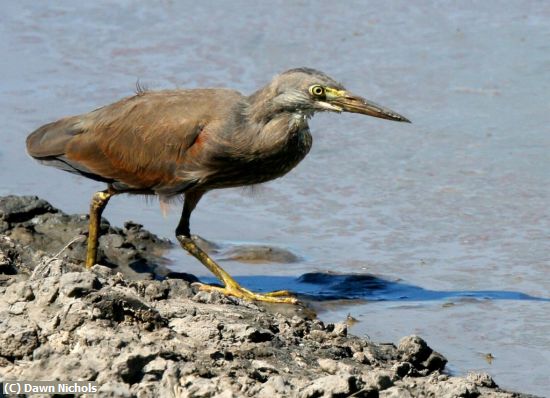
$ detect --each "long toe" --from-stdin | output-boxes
[263,290,293,297]
[193,282,298,304]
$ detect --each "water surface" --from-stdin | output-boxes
[1,1,549,395]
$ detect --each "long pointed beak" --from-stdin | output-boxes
[332,93,411,123]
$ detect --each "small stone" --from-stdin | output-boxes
[5,281,35,304]
[31,277,60,305]
[232,325,274,343]
[398,335,432,366]
[91,264,114,280]
[317,358,354,375]
[252,359,279,373]
[100,234,125,249]
[0,317,38,358]
[98,382,132,398]
[300,374,356,398]
[258,375,292,398]
[144,282,168,300]
[363,370,393,391]
[0,220,9,233]
[9,301,26,315]
[318,358,339,374]
[392,361,412,378]
[308,329,329,343]
[426,377,479,397]
[422,350,447,372]
[380,386,414,398]
[164,279,195,299]
[60,272,101,297]
[143,357,168,375]
[332,322,348,337]
[193,290,225,304]
[466,372,497,388]
[353,351,371,365]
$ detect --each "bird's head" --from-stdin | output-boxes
[262,67,410,123]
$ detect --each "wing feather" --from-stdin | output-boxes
[26,89,242,193]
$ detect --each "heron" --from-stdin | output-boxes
[26,68,410,304]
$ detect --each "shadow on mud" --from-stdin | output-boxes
[198,272,550,303]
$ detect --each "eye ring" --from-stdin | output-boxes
[309,85,325,97]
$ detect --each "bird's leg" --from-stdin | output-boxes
[85,189,115,268]
[176,191,297,304]
[177,237,296,303]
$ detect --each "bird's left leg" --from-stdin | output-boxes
[85,188,117,268]
[175,190,297,304]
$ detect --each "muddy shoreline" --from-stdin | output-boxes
[0,196,538,397]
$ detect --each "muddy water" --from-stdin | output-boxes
[1,1,549,395]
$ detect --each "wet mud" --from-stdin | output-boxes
[0,195,538,397]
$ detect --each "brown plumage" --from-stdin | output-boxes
[26,68,410,304]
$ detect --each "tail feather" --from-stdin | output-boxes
[26,116,113,183]
[26,116,83,158]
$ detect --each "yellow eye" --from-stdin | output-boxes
[309,85,325,97]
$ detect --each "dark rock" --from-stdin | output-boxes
[164,271,200,283]
[87,289,166,330]
[116,351,157,384]
[0,196,171,279]
[164,278,195,299]
[0,249,18,275]
[423,350,447,372]
[320,345,353,360]
[0,195,55,223]
[123,221,144,231]
[398,335,432,366]
[392,361,413,378]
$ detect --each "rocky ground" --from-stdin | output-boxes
[0,196,539,397]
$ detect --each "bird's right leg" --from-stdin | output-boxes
[85,189,115,268]
[176,191,297,304]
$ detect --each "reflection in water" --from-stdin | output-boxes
[199,272,550,303]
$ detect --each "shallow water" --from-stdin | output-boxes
[1,1,549,395]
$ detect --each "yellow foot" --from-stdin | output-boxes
[193,282,298,304]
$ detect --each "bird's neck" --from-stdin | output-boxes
[246,86,310,136]
[246,83,312,126]
[242,111,310,156]
[246,84,278,125]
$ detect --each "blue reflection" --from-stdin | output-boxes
[199,273,550,302]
